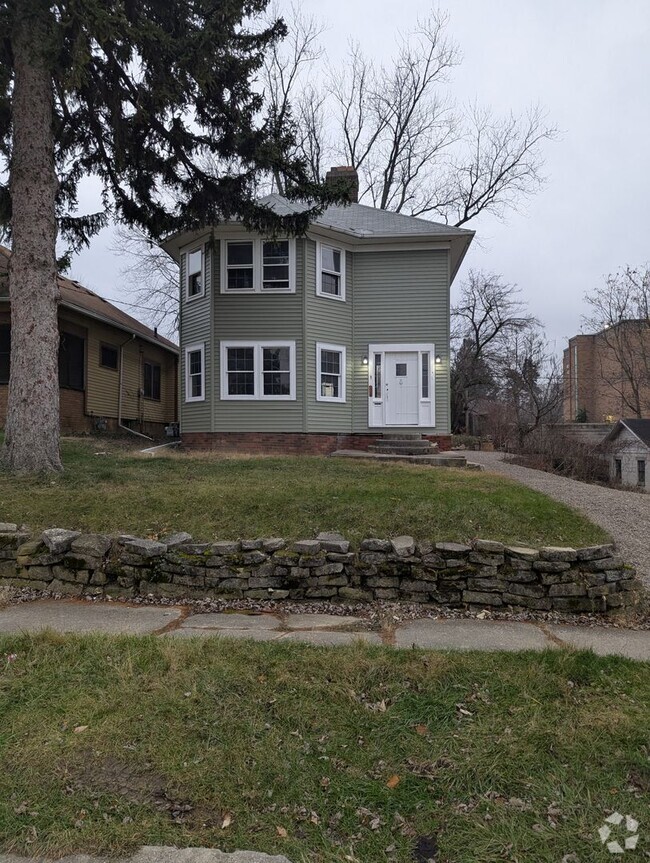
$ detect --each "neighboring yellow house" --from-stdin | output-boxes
[0,246,178,437]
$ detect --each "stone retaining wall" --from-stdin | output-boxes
[0,524,643,614]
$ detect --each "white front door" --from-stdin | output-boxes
[385,351,419,425]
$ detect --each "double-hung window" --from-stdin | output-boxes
[100,343,118,370]
[59,332,85,390]
[316,343,346,402]
[143,360,161,400]
[185,343,205,402]
[221,341,295,400]
[317,243,345,300]
[186,248,204,299]
[638,459,646,487]
[226,241,254,291]
[222,239,295,293]
[262,240,290,290]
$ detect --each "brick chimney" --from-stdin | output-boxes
[325,166,359,203]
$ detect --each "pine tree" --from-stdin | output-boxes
[0,0,335,472]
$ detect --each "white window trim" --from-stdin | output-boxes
[184,342,205,403]
[185,246,205,302]
[220,340,296,401]
[316,241,346,302]
[316,342,347,403]
[220,238,296,294]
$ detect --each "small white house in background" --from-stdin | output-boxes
[603,419,650,490]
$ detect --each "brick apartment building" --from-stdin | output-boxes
[563,321,650,423]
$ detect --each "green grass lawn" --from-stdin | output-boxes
[0,438,607,547]
[0,634,647,862]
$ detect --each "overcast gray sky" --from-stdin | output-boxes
[71,0,650,353]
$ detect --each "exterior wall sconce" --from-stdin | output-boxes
[362,355,369,365]
[435,355,442,364]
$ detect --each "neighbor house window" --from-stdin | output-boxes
[0,324,10,383]
[221,341,295,400]
[262,241,290,290]
[143,360,161,400]
[100,343,118,370]
[58,332,85,390]
[186,248,204,299]
[638,459,646,487]
[317,243,345,300]
[226,241,254,291]
[185,343,205,402]
[221,239,295,293]
[317,343,346,402]
[614,458,622,482]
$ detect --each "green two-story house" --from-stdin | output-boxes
[161,177,473,454]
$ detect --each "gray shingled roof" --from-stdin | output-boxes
[258,194,473,239]
[621,418,650,448]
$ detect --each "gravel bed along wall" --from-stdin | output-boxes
[0,524,643,614]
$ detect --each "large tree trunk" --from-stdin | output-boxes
[2,8,62,473]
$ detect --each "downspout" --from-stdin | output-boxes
[118,334,153,440]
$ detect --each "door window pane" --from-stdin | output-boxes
[374,353,382,397]
[395,362,407,377]
[421,352,429,398]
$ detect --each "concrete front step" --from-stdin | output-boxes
[379,433,423,440]
[332,449,467,467]
[369,444,435,455]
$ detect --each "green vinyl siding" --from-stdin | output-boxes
[305,243,353,432]
[179,238,211,432]
[212,238,304,431]
[351,248,450,434]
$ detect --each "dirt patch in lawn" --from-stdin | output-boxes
[63,752,221,827]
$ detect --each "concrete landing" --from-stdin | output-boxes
[330,449,468,467]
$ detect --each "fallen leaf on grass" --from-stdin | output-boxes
[414,724,429,736]
[221,813,232,829]
[386,775,401,789]
[276,826,288,838]
[73,726,88,734]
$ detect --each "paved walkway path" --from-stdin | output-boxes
[469,450,650,586]
[0,600,648,660]
[0,846,290,863]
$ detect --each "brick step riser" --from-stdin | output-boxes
[369,446,435,456]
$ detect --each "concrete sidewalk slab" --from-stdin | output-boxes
[182,612,280,630]
[165,628,284,642]
[284,613,362,630]
[395,618,553,652]
[0,600,180,635]
[0,847,292,863]
[549,624,650,660]
[281,630,382,646]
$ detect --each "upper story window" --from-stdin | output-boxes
[221,341,296,400]
[226,241,254,291]
[262,241,290,290]
[100,343,118,370]
[317,242,345,301]
[186,248,204,299]
[0,324,10,383]
[59,331,85,391]
[185,343,205,402]
[221,239,295,293]
[316,343,346,403]
[143,360,161,400]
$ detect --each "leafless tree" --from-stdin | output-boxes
[111,226,180,339]
[497,324,563,448]
[583,265,650,418]
[451,271,537,431]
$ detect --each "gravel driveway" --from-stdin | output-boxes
[469,451,650,586]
